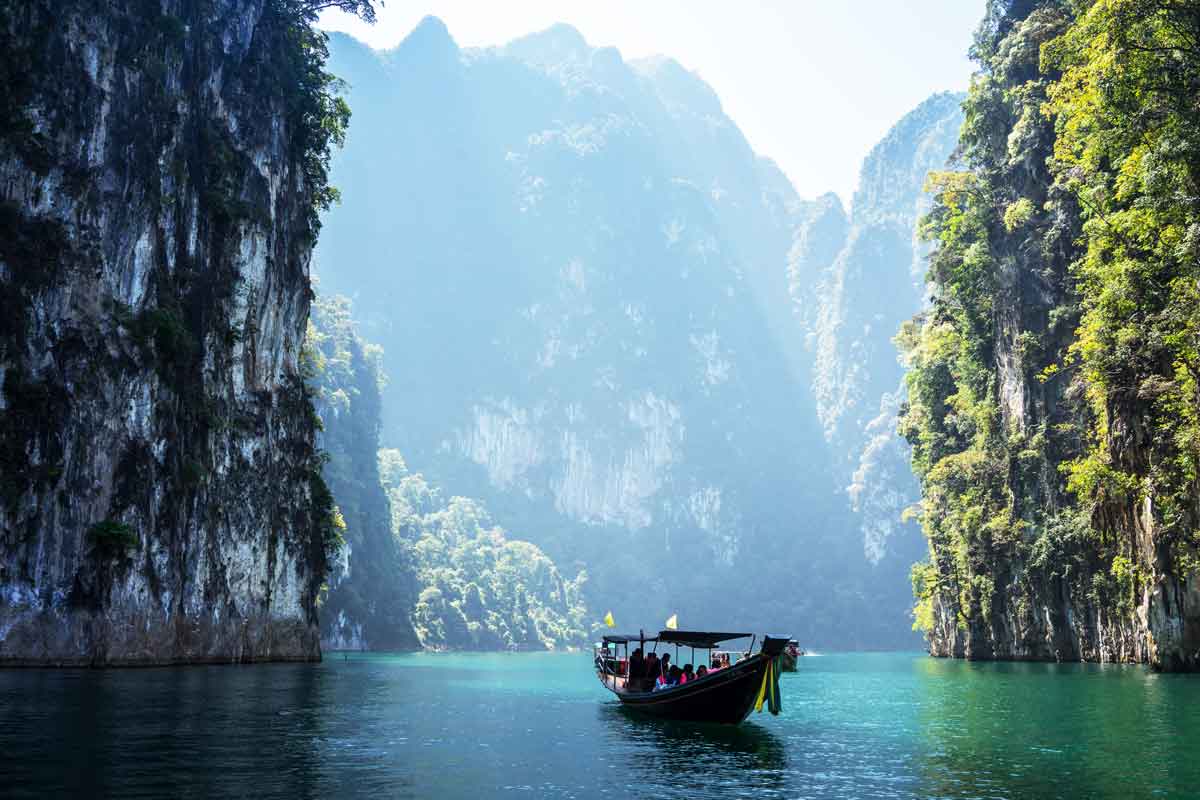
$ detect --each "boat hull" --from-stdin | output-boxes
[602,653,771,725]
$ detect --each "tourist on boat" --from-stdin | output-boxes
[696,665,708,679]
[659,652,671,679]
[655,663,681,691]
[682,664,694,683]
[643,652,659,687]
[628,647,644,680]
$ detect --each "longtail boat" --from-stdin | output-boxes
[594,630,788,725]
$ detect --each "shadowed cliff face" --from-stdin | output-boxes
[0,1,333,664]
[314,21,963,648]
[308,295,422,652]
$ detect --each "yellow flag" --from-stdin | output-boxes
[604,611,615,628]
[665,613,678,630]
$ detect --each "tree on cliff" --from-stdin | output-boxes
[380,450,591,651]
[307,292,421,650]
[902,0,1200,669]
[1045,0,1200,581]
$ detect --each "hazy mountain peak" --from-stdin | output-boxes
[396,15,459,63]
[503,22,592,67]
[851,91,964,223]
[632,55,723,116]
[411,14,452,40]
[815,190,847,212]
[327,31,389,76]
[589,45,625,74]
[537,21,589,49]
[811,194,848,236]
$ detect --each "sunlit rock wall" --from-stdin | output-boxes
[313,20,965,646]
[315,21,892,644]
[789,92,964,565]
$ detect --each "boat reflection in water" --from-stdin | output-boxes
[598,701,789,793]
[594,630,789,724]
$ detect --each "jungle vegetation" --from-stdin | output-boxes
[902,0,1200,654]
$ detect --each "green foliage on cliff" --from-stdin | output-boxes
[306,292,419,649]
[261,1,375,241]
[307,292,587,651]
[88,520,139,555]
[309,466,347,563]
[380,449,591,651]
[900,3,1081,634]
[902,0,1200,664]
[1044,0,1200,572]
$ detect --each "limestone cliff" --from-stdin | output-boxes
[0,0,348,664]
[314,21,887,646]
[789,93,963,567]
[310,20,979,647]
[903,1,1200,670]
[308,294,419,651]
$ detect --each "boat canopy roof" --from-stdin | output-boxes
[656,630,752,647]
[602,631,754,647]
[602,634,658,644]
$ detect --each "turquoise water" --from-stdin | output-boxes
[2,652,1198,798]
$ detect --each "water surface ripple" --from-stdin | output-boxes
[3,652,1197,798]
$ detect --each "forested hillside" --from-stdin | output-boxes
[313,20,965,647]
[380,449,590,650]
[903,0,1200,670]
[307,294,420,650]
[308,293,588,650]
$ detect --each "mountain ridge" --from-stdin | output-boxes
[315,22,966,648]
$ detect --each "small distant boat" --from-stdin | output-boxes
[780,639,803,672]
[594,630,789,725]
[711,637,801,672]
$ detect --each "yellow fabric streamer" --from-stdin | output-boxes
[604,611,615,628]
[754,660,771,713]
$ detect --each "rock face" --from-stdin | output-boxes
[314,21,964,647]
[317,20,838,642]
[310,292,585,652]
[901,3,1200,670]
[0,1,333,664]
[790,93,963,568]
[308,295,420,652]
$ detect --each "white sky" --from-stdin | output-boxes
[318,1,985,205]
